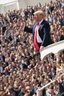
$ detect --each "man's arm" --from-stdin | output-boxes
[41,23,50,46]
[24,26,32,33]
[40,23,50,51]
[21,21,33,33]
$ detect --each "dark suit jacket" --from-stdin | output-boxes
[24,19,53,48]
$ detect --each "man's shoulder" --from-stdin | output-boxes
[42,19,49,24]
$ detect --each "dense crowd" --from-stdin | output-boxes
[0,0,64,96]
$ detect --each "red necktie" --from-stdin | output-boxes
[34,23,39,51]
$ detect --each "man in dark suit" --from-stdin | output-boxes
[22,10,53,51]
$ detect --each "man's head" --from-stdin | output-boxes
[33,10,44,22]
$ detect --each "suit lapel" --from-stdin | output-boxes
[32,20,45,34]
[38,19,46,30]
[32,22,37,34]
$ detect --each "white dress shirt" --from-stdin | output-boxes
[37,19,43,43]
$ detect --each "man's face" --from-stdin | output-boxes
[34,13,43,22]
[33,13,41,22]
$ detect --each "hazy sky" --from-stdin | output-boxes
[0,0,15,4]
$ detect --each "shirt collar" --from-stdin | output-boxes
[39,19,44,25]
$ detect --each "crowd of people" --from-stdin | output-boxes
[0,0,64,96]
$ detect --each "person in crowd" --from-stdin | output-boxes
[21,10,53,51]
